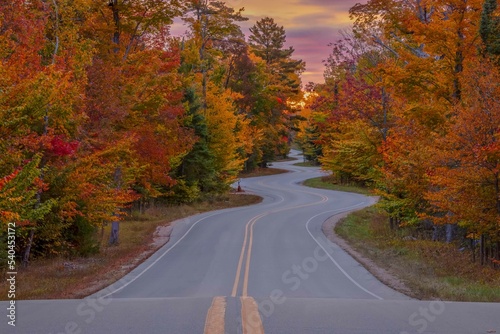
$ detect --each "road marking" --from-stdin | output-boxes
[305,202,384,300]
[204,297,226,334]
[232,212,266,297]
[232,220,251,297]
[99,211,225,298]
[241,297,265,334]
[232,191,329,297]
[242,215,259,296]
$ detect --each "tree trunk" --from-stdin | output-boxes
[432,225,438,241]
[107,1,122,246]
[445,224,454,243]
[471,238,476,263]
[480,234,486,266]
[108,166,122,246]
[109,221,120,245]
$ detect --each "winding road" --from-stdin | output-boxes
[2,150,499,333]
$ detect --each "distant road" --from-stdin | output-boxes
[2,150,499,333]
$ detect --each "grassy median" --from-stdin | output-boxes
[302,176,373,196]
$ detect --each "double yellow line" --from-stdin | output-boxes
[231,211,268,297]
[205,186,329,334]
[204,296,264,334]
[231,189,329,298]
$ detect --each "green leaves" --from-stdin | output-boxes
[480,0,500,61]
[0,155,54,227]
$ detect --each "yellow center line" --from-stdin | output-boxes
[232,191,329,297]
[232,212,266,297]
[231,220,250,297]
[242,217,258,297]
[204,296,226,334]
[241,297,265,334]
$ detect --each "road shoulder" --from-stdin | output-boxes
[322,209,415,298]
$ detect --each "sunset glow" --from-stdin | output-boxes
[173,0,363,84]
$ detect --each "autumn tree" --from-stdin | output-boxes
[0,0,100,263]
[82,0,190,245]
[175,1,251,196]
[0,0,197,262]
[248,17,305,164]
[339,0,482,231]
[182,0,247,110]
[312,30,395,187]
[425,60,500,263]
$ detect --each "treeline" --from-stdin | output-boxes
[298,0,500,266]
[0,0,303,264]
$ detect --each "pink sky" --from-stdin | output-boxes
[172,0,363,84]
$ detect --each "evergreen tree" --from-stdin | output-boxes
[248,17,305,165]
[480,0,500,61]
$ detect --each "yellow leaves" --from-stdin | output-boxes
[421,60,500,236]
[320,119,381,183]
[238,121,263,156]
[63,156,138,227]
[205,83,247,184]
[0,211,20,224]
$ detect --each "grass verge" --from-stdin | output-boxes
[303,176,373,196]
[293,161,319,167]
[240,167,289,178]
[0,193,262,300]
[335,207,500,302]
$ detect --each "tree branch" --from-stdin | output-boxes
[51,0,59,64]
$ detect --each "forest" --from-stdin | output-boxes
[0,0,304,265]
[298,0,500,267]
[1,0,499,269]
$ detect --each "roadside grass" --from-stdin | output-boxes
[240,167,289,178]
[293,161,319,167]
[336,207,500,302]
[0,194,262,300]
[303,176,373,196]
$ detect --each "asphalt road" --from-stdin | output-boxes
[2,150,499,333]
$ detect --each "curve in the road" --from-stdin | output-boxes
[2,150,500,334]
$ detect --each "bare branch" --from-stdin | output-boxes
[371,35,400,58]
[389,32,430,58]
[51,0,59,64]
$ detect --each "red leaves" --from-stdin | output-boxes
[49,135,79,157]
[0,170,20,191]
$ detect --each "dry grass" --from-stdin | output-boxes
[0,194,262,300]
[240,167,289,178]
[336,207,500,302]
[303,177,373,196]
[293,161,319,167]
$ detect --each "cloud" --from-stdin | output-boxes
[292,0,359,12]
[171,0,364,83]
[285,26,345,83]
[240,0,363,82]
